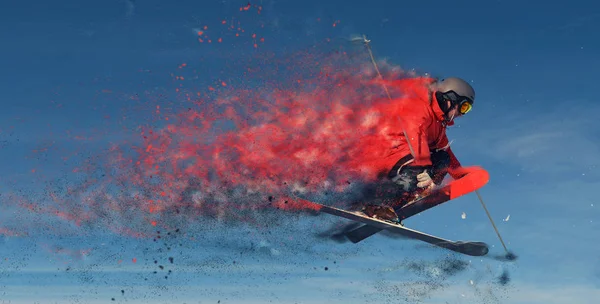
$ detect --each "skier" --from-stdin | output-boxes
[361,76,489,223]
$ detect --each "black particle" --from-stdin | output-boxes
[159,265,164,270]
[498,270,511,285]
[169,257,174,264]
[176,229,180,233]
[268,196,273,202]
[153,271,157,274]
[165,276,168,279]
[324,267,328,271]
[121,290,125,295]
[111,298,115,301]
[154,260,158,264]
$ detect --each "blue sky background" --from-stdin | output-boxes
[1,0,599,303]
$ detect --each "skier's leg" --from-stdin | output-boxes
[429,149,451,185]
[361,155,421,222]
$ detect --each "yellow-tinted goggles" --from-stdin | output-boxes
[458,100,472,115]
[441,90,474,115]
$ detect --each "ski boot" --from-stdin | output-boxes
[361,204,401,224]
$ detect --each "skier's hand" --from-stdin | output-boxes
[416,170,435,189]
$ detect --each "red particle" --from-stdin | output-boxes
[221,20,227,24]
[221,81,227,87]
[151,221,157,227]
[253,43,257,48]
[218,38,222,43]
[146,145,152,152]
[197,31,204,36]
[203,26,208,30]
[132,258,137,263]
[160,191,166,197]
[260,37,265,42]
[252,33,256,39]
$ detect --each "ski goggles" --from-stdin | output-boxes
[441,91,473,115]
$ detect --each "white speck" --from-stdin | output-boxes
[503,215,510,222]
[581,46,584,49]
[470,280,474,285]
[592,204,594,207]
[461,212,467,219]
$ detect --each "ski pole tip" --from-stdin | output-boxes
[504,251,518,261]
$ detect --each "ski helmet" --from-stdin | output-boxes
[433,77,475,116]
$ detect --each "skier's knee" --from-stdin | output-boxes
[430,150,450,184]
[431,149,450,169]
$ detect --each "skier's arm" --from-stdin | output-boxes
[445,146,490,199]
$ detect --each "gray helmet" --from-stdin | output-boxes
[434,77,475,103]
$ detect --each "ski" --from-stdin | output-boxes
[316,203,489,257]
[344,184,456,243]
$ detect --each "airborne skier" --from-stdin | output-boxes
[361,76,490,223]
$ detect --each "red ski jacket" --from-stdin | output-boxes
[371,77,489,197]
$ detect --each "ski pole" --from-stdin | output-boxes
[360,34,514,259]
[475,190,513,258]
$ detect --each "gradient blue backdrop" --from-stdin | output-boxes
[1,0,599,303]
